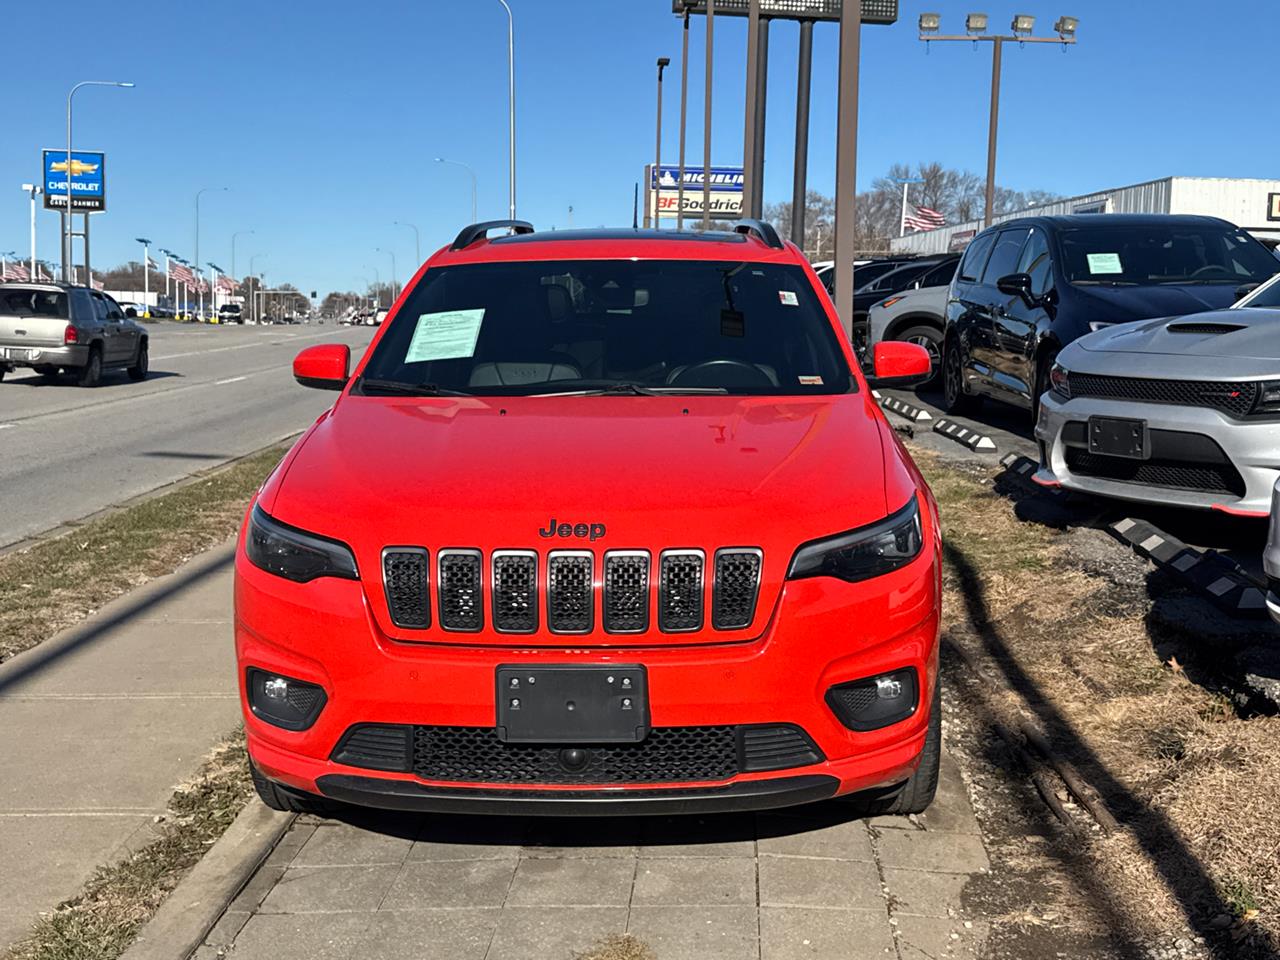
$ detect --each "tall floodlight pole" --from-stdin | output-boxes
[136,238,151,316]
[394,221,421,266]
[919,13,1078,228]
[741,0,761,218]
[435,158,478,223]
[832,2,862,339]
[676,4,691,230]
[701,0,715,230]
[64,80,134,281]
[790,19,813,247]
[160,247,173,305]
[496,0,517,219]
[21,184,41,275]
[653,57,671,229]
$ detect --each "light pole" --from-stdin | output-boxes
[919,13,1078,228]
[194,186,227,319]
[231,230,254,293]
[375,247,397,302]
[435,158,478,224]
[136,238,151,316]
[207,263,223,313]
[64,80,134,281]
[676,3,690,230]
[393,221,421,266]
[159,247,174,308]
[21,184,41,276]
[651,57,671,229]
[496,0,516,219]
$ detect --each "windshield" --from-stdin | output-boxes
[0,288,68,319]
[357,259,854,397]
[1059,224,1279,286]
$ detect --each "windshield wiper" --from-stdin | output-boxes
[357,377,473,397]
[1072,279,1140,287]
[531,381,729,397]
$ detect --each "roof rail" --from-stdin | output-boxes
[733,218,784,249]
[450,219,536,251]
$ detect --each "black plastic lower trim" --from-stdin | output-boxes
[315,773,839,817]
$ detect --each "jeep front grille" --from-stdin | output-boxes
[659,550,705,632]
[547,552,593,634]
[438,549,483,631]
[713,548,763,630]
[382,548,430,629]
[380,546,762,635]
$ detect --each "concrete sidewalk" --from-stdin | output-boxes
[0,543,241,950]
[199,751,989,960]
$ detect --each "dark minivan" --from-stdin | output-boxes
[941,214,1280,417]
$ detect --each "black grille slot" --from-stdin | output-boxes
[492,552,538,633]
[548,553,593,633]
[740,725,824,772]
[1069,373,1258,419]
[659,551,704,632]
[438,550,483,631]
[604,552,650,633]
[1065,449,1246,497]
[412,725,744,784]
[712,549,762,630]
[332,724,411,772]
[382,549,430,629]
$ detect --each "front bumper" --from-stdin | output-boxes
[236,526,942,814]
[1034,392,1280,515]
[1,344,88,368]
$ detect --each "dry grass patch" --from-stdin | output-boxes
[0,444,288,663]
[4,731,253,960]
[574,935,656,960]
[915,448,1280,954]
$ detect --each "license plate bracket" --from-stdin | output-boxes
[495,665,650,744]
[1088,416,1148,460]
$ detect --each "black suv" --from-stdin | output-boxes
[941,214,1280,418]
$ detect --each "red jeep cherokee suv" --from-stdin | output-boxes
[237,219,942,817]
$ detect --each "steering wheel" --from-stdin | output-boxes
[1190,264,1232,279]
[667,359,775,389]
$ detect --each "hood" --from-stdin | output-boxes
[1070,282,1242,325]
[266,393,893,646]
[869,284,947,313]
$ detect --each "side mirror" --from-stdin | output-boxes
[293,344,350,391]
[869,341,931,388]
[1235,282,1260,302]
[996,272,1033,300]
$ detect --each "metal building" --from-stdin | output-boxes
[888,176,1280,255]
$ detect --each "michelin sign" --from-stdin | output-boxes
[43,150,107,212]
[648,164,744,219]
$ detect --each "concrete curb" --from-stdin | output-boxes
[120,802,293,960]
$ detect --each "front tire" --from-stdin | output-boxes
[942,337,981,414]
[250,760,337,815]
[127,341,149,381]
[1031,348,1058,426]
[843,680,942,816]
[76,347,103,388]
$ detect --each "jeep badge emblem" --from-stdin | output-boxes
[538,518,606,541]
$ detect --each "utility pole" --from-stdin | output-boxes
[701,0,714,230]
[832,1,863,338]
[790,19,813,247]
[653,57,670,229]
[676,4,691,230]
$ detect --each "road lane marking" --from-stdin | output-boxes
[216,376,248,385]
[152,327,360,361]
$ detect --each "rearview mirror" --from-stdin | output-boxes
[869,341,931,388]
[293,344,350,391]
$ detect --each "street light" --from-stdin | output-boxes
[21,183,41,276]
[919,12,1078,228]
[135,238,151,317]
[651,57,671,230]
[375,247,397,303]
[918,12,940,33]
[64,80,134,281]
[159,247,175,306]
[495,0,517,219]
[393,221,421,267]
[249,254,267,323]
[434,158,478,223]
[231,230,254,292]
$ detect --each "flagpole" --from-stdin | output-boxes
[899,181,908,238]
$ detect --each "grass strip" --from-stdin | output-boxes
[4,731,253,960]
[0,444,288,664]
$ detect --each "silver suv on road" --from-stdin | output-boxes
[0,282,149,387]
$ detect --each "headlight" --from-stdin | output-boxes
[245,504,359,583]
[1050,363,1071,399]
[1255,380,1280,414]
[787,496,923,583]
[1087,321,1114,333]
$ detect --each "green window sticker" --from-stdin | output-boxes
[1086,252,1123,275]
[405,308,485,363]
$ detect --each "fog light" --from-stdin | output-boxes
[826,668,919,731]
[246,668,327,731]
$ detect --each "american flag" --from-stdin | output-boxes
[91,278,105,291]
[2,262,30,281]
[170,262,195,285]
[216,274,237,293]
[903,202,946,233]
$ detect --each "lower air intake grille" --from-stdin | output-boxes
[331,724,412,772]
[548,553,593,633]
[659,550,705,631]
[382,549,430,628]
[604,552,650,633]
[409,724,822,784]
[492,552,537,633]
[1065,449,1245,497]
[438,550,483,631]
[713,549,762,630]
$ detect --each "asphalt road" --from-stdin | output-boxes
[0,321,375,549]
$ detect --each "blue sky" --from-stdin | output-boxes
[2,0,1275,298]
